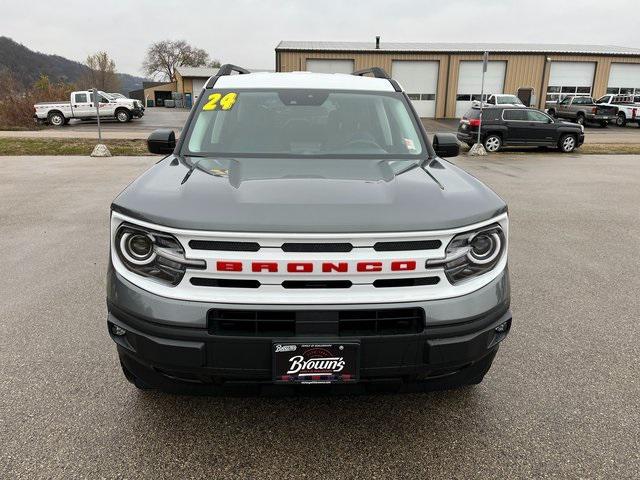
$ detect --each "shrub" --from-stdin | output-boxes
[0,72,76,130]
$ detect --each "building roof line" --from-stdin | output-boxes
[276,41,640,56]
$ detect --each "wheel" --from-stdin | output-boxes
[115,109,131,123]
[483,134,502,153]
[575,114,585,126]
[47,111,65,127]
[616,113,627,127]
[559,134,577,153]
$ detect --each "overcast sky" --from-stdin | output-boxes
[2,0,639,77]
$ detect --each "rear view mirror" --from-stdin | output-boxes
[147,129,176,155]
[432,133,460,158]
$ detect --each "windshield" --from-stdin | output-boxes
[497,95,523,105]
[183,89,424,158]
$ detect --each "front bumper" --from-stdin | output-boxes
[107,265,511,388]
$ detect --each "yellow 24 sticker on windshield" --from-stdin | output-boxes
[202,92,238,111]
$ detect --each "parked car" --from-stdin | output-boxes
[108,65,512,393]
[472,94,526,109]
[546,95,617,127]
[485,94,526,107]
[34,90,144,126]
[457,106,584,153]
[595,94,639,127]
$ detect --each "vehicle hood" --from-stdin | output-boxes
[115,98,137,106]
[112,156,507,233]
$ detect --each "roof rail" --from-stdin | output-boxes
[351,67,402,92]
[352,67,390,79]
[205,64,251,88]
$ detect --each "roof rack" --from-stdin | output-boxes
[205,64,251,88]
[351,67,402,92]
[352,67,390,79]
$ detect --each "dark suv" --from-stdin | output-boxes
[457,106,585,153]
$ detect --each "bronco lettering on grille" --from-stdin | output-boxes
[215,261,417,273]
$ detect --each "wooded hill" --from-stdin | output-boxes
[0,36,145,94]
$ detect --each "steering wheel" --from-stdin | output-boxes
[339,138,383,151]
[335,130,384,152]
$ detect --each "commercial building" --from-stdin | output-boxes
[129,66,220,108]
[134,66,273,108]
[275,40,640,118]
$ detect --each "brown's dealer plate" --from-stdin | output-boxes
[272,343,359,384]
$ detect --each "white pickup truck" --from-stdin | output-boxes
[34,90,144,126]
[596,94,639,127]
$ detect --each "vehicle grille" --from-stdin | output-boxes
[373,240,441,251]
[189,240,260,251]
[281,242,353,252]
[207,307,425,337]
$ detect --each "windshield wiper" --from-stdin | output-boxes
[180,158,202,185]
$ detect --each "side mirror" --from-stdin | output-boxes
[147,129,176,155]
[432,133,460,158]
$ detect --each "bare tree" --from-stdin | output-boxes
[81,51,121,92]
[142,40,213,81]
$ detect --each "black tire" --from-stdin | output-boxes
[616,112,627,127]
[483,134,502,153]
[47,111,65,127]
[115,108,131,123]
[559,134,577,153]
[575,114,585,126]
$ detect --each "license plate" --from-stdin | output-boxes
[272,342,359,384]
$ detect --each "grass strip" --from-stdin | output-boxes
[0,138,152,156]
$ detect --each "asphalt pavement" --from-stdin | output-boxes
[1,154,639,479]
[1,108,639,143]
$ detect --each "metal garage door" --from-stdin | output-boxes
[392,61,439,118]
[607,63,640,96]
[192,78,207,104]
[455,61,506,117]
[546,62,595,103]
[305,59,354,74]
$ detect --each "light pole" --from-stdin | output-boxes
[469,51,489,156]
[90,87,111,157]
[93,88,102,143]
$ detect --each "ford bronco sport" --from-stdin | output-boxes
[107,65,512,393]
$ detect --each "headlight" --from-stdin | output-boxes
[426,223,506,284]
[114,223,205,285]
